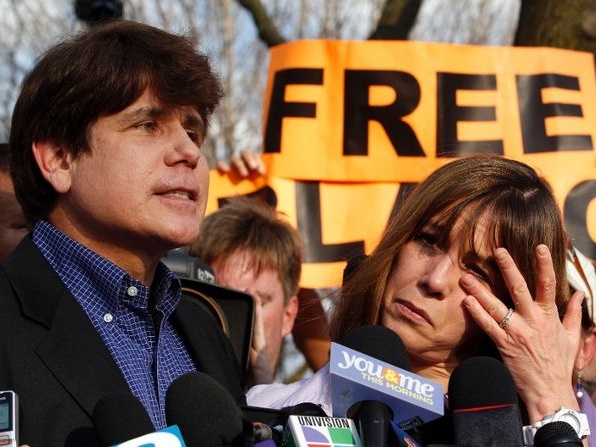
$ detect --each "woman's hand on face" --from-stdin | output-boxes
[460,244,584,423]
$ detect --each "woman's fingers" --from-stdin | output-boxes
[460,272,514,339]
[461,245,583,422]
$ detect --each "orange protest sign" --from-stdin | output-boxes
[207,173,401,288]
[262,40,596,184]
[206,40,596,288]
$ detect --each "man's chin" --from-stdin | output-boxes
[165,229,200,250]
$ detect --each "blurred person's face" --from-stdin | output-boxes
[381,210,499,384]
[0,170,28,263]
[212,250,298,375]
[33,88,209,281]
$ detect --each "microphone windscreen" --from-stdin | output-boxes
[338,324,411,370]
[338,325,414,447]
[449,356,517,409]
[166,371,246,446]
[288,402,329,417]
[449,356,524,447]
[330,324,443,430]
[92,392,155,446]
[534,421,583,447]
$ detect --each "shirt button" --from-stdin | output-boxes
[126,286,138,297]
[103,313,113,323]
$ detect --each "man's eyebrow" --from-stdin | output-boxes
[258,292,274,304]
[117,107,204,133]
[119,106,167,123]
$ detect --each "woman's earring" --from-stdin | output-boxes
[577,371,584,399]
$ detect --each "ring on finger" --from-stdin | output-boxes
[498,307,514,329]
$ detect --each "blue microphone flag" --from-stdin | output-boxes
[329,342,443,430]
[111,425,186,447]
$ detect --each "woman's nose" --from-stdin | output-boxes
[421,253,456,298]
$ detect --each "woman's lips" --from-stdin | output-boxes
[397,299,432,325]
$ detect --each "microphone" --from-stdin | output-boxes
[389,421,423,447]
[449,356,524,447]
[248,402,331,446]
[329,325,444,447]
[242,405,293,446]
[534,421,583,447]
[287,402,328,417]
[340,325,410,446]
[329,325,443,445]
[92,392,186,447]
[165,371,247,447]
[338,324,412,367]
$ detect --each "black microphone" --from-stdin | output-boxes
[165,371,247,446]
[338,324,412,368]
[253,402,329,445]
[449,356,524,446]
[92,392,155,446]
[534,421,583,447]
[288,402,328,417]
[340,325,412,447]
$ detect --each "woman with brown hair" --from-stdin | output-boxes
[248,154,586,444]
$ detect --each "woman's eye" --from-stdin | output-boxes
[415,231,439,249]
[465,264,491,284]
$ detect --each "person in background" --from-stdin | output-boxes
[574,297,596,446]
[0,143,28,262]
[218,153,332,381]
[1,20,244,446]
[247,154,588,445]
[187,195,302,386]
[568,244,596,446]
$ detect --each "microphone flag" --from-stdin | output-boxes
[282,415,362,447]
[329,342,444,431]
[111,425,186,447]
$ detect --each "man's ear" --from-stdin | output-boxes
[281,295,299,337]
[31,141,73,193]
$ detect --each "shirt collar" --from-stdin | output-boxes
[33,219,182,315]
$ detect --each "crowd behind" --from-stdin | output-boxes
[0,18,595,447]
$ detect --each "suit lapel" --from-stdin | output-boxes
[4,237,130,418]
[36,290,131,417]
[174,298,245,403]
[174,299,219,375]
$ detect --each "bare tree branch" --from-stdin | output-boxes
[369,0,423,40]
[514,0,596,54]
[235,0,287,47]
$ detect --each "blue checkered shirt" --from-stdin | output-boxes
[33,220,196,428]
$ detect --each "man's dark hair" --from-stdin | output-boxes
[0,143,8,171]
[9,20,223,224]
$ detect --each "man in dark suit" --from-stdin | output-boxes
[0,142,28,263]
[1,20,244,446]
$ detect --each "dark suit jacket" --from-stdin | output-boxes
[0,236,245,446]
